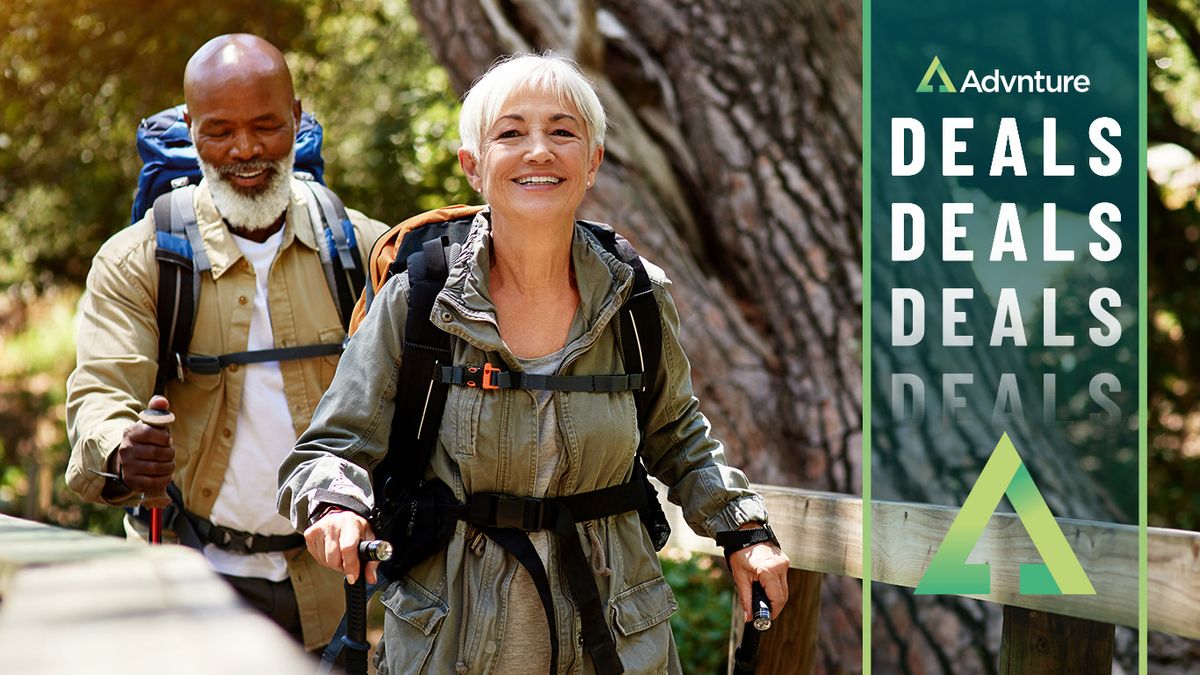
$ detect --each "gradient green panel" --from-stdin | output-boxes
[869,0,1140,670]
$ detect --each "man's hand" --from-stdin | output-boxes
[728,525,791,622]
[110,396,175,494]
[304,508,379,585]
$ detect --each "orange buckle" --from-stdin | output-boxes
[464,363,501,390]
[482,363,500,390]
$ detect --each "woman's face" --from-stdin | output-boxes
[459,89,603,227]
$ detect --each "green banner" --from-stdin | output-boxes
[868,0,1141,668]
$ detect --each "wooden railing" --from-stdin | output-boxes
[661,484,1200,674]
[6,490,1198,673]
[0,514,312,674]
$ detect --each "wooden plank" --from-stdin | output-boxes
[999,605,1114,674]
[0,515,313,674]
[755,569,822,675]
[660,486,1200,639]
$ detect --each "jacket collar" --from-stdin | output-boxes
[432,208,635,359]
[192,177,321,279]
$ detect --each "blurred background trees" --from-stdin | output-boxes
[2,0,1199,671]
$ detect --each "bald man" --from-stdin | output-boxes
[66,34,388,650]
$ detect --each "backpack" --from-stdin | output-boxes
[132,104,327,224]
[338,206,672,675]
[131,104,365,395]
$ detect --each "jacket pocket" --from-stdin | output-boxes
[609,576,678,673]
[377,575,449,674]
[317,326,344,389]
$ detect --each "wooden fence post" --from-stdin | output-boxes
[999,605,1114,674]
[729,568,822,674]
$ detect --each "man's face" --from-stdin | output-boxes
[187,71,299,198]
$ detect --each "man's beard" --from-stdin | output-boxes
[197,145,295,232]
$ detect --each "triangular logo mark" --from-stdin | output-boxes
[916,56,957,93]
[914,433,1096,596]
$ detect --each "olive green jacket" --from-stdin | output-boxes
[278,211,769,673]
[66,178,388,650]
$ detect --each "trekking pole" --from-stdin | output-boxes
[732,582,772,675]
[344,539,393,675]
[137,407,175,544]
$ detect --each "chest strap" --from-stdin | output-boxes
[454,480,646,675]
[438,363,643,393]
[180,342,343,376]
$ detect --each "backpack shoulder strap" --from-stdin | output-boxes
[582,223,663,425]
[299,179,365,331]
[151,184,207,395]
[374,237,456,502]
[582,222,671,551]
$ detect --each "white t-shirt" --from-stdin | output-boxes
[205,228,299,581]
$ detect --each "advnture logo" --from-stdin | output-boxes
[914,434,1096,596]
[916,56,1091,94]
[916,56,956,93]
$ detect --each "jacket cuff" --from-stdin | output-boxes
[704,495,770,536]
[308,489,372,524]
[67,420,137,505]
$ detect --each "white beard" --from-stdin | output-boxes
[196,145,295,232]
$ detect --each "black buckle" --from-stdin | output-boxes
[184,354,222,375]
[493,496,545,531]
[209,524,256,553]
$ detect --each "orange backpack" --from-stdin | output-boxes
[347,204,484,335]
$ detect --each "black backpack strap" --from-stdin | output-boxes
[584,224,671,551]
[152,185,206,395]
[374,237,455,503]
[301,180,365,331]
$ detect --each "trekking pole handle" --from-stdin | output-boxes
[732,582,772,675]
[358,539,393,563]
[343,540,392,675]
[137,408,174,510]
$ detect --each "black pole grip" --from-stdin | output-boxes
[732,582,772,675]
[342,540,392,675]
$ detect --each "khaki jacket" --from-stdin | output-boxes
[278,211,769,673]
[66,178,388,650]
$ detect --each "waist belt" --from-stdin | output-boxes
[452,480,648,675]
[130,484,305,554]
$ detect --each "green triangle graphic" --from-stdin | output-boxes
[914,433,1096,596]
[916,55,957,93]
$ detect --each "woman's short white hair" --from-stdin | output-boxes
[458,53,606,158]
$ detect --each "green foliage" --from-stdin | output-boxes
[1148,1,1200,529]
[661,552,732,672]
[287,0,475,221]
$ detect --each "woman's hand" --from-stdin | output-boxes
[303,508,379,585]
[728,533,790,621]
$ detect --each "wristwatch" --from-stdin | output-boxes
[715,524,779,557]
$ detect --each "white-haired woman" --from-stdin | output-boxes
[279,54,789,674]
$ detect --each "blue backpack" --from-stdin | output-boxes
[132,104,326,224]
[131,104,364,395]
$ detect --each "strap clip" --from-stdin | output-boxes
[184,354,221,375]
[464,363,501,390]
[493,496,546,531]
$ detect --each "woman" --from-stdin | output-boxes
[278,54,789,674]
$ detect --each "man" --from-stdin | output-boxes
[65,34,388,651]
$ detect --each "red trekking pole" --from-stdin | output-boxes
[137,407,175,544]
